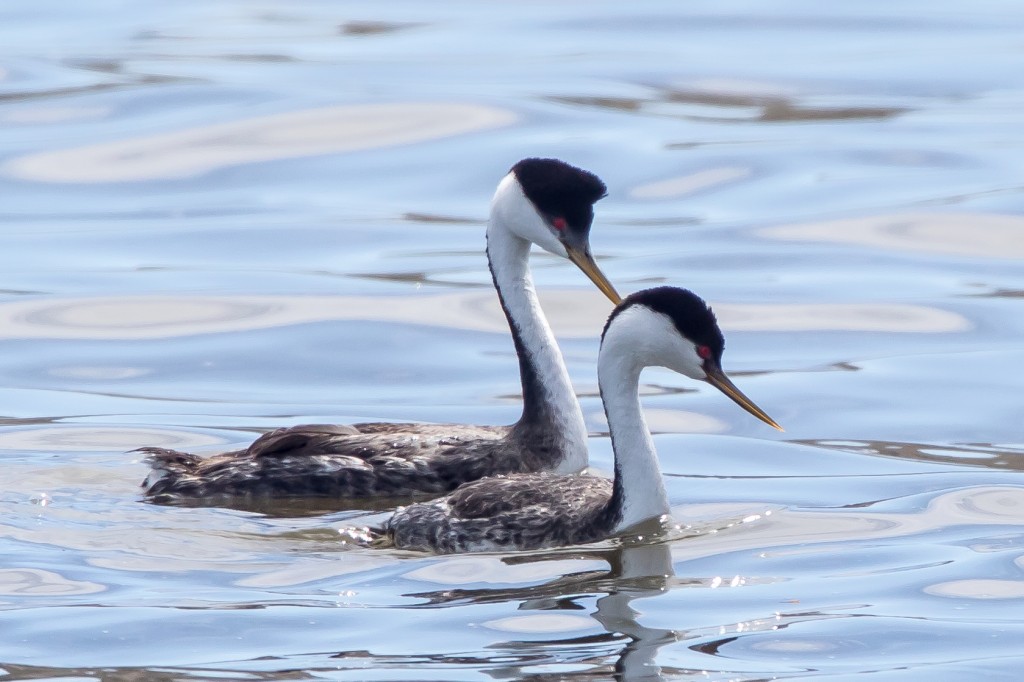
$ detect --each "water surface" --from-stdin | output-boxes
[2,1,1024,679]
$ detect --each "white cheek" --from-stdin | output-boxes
[537,235,568,259]
[609,306,708,381]
[662,337,707,380]
[492,174,564,256]
[516,208,563,256]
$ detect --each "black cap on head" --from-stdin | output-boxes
[604,286,725,363]
[511,158,607,236]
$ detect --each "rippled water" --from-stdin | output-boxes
[2,1,1024,679]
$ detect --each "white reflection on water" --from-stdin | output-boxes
[47,366,150,380]
[406,556,604,586]
[1,106,110,124]
[0,568,104,596]
[925,579,1024,599]
[0,291,969,340]
[760,211,1024,259]
[483,613,593,633]
[611,408,727,435]
[233,553,395,588]
[4,102,516,183]
[0,426,225,451]
[630,166,752,199]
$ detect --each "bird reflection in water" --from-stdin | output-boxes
[402,540,679,681]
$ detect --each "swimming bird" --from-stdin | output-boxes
[381,286,782,553]
[140,158,621,502]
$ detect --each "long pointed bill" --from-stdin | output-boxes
[704,364,784,431]
[564,245,622,305]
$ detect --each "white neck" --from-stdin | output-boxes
[598,310,672,531]
[486,184,588,474]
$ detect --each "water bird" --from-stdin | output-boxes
[140,158,621,502]
[380,286,782,553]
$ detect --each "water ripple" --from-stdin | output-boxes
[4,103,516,183]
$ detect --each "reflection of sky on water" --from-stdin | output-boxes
[0,568,104,596]
[0,290,970,340]
[2,0,1024,678]
[630,166,752,199]
[4,103,516,183]
[0,426,225,451]
[761,211,1024,259]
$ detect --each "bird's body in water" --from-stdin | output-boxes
[140,158,621,503]
[381,286,783,554]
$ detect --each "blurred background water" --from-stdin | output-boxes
[2,1,1024,679]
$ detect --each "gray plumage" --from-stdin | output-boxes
[382,472,618,553]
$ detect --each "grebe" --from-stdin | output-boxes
[381,286,782,553]
[140,158,621,502]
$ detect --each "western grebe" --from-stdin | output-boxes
[140,158,621,502]
[381,286,782,553]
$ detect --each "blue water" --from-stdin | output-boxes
[3,1,1024,679]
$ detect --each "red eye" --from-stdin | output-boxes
[552,217,567,230]
[697,345,712,360]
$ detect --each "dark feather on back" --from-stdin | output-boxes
[139,422,556,503]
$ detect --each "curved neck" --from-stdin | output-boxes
[596,333,671,532]
[486,217,588,474]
